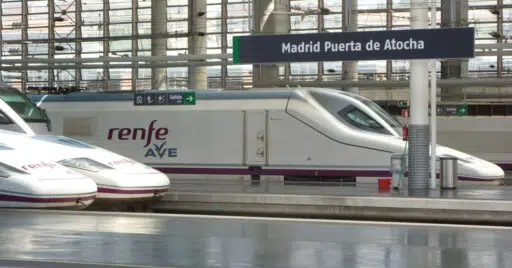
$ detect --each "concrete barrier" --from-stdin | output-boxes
[152,192,512,225]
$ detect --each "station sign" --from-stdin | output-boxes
[134,92,196,106]
[233,27,475,64]
[429,104,469,116]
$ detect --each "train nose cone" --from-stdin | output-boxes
[94,170,170,200]
[41,175,97,208]
[465,161,505,181]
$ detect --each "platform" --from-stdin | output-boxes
[1,209,512,268]
[152,178,512,224]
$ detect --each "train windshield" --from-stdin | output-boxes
[309,89,401,136]
[361,100,403,135]
[0,88,47,123]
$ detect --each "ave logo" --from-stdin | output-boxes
[107,120,178,158]
[144,142,177,158]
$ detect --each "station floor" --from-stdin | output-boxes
[1,209,511,268]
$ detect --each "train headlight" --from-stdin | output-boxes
[58,158,114,173]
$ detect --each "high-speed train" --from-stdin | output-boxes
[0,141,97,209]
[0,129,171,202]
[18,87,507,184]
[0,92,170,204]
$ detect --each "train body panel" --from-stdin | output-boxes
[21,87,504,184]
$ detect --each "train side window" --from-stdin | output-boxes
[0,111,13,125]
[338,106,391,135]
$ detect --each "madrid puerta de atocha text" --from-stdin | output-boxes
[281,38,425,54]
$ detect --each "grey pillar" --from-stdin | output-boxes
[48,0,56,87]
[408,0,430,196]
[188,0,208,89]
[252,0,290,87]
[75,0,83,88]
[342,0,358,94]
[440,0,468,101]
[151,0,167,90]
[497,0,503,78]
[132,0,139,91]
[385,0,393,81]
[220,0,228,89]
[21,0,28,91]
[317,0,325,81]
[103,0,110,91]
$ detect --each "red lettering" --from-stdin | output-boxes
[156,128,168,140]
[119,128,131,140]
[108,158,136,166]
[21,162,57,171]
[106,120,169,147]
[107,128,119,140]
[132,128,146,140]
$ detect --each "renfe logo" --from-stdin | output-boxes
[22,161,58,171]
[108,158,137,166]
[108,120,167,148]
[107,120,178,158]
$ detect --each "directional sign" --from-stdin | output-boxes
[233,27,475,64]
[183,92,196,105]
[456,104,468,116]
[134,92,196,106]
[434,105,469,116]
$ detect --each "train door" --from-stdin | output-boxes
[244,110,267,166]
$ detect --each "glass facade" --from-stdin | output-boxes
[0,0,510,92]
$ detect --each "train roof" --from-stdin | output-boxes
[25,87,357,103]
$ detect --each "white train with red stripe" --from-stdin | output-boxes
[12,87,508,184]
[0,92,170,204]
[0,142,97,209]
[0,129,170,202]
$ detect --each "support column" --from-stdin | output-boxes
[21,0,28,91]
[440,0,468,100]
[48,0,56,87]
[75,0,83,88]
[385,0,393,81]
[317,0,325,81]
[132,0,139,91]
[385,0,393,99]
[252,0,290,87]
[408,0,430,195]
[103,0,110,91]
[342,0,358,94]
[497,0,503,78]
[220,0,228,89]
[151,0,167,90]
[188,0,208,89]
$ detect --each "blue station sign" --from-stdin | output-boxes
[233,27,475,64]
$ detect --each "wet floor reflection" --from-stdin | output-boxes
[0,210,511,267]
